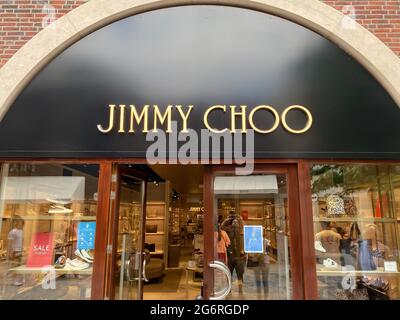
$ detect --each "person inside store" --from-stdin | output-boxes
[221,211,245,292]
[247,227,270,299]
[361,223,393,269]
[214,223,231,264]
[7,215,25,286]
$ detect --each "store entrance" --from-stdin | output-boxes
[110,164,204,300]
[203,165,303,300]
[108,164,303,300]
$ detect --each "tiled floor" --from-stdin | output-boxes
[143,242,201,300]
[143,242,293,300]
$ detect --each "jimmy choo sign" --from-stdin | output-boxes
[97,104,313,135]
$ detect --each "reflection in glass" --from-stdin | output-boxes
[0,163,99,300]
[213,174,292,300]
[311,164,400,300]
[114,173,144,300]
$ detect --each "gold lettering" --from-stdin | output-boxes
[248,105,280,134]
[97,104,116,133]
[203,105,228,133]
[118,104,126,133]
[281,105,313,134]
[129,105,149,133]
[153,105,173,133]
[230,105,247,133]
[176,105,193,133]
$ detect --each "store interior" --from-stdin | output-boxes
[138,164,205,300]
[3,163,398,300]
[118,164,292,300]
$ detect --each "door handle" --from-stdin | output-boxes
[126,252,148,282]
[208,260,232,300]
[126,259,131,281]
[142,256,149,282]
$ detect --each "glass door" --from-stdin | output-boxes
[113,166,147,300]
[203,165,304,300]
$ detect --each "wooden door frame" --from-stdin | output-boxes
[91,161,112,299]
[104,164,148,300]
[203,163,316,300]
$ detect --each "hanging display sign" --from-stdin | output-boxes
[77,222,96,250]
[244,225,264,253]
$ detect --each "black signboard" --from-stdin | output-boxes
[0,5,399,159]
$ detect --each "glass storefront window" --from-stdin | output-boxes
[213,174,292,300]
[311,164,400,300]
[0,163,99,300]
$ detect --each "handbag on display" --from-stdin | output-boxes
[335,288,369,300]
[145,224,158,233]
[326,195,345,216]
[343,195,358,216]
[241,210,248,221]
[145,243,156,252]
[360,277,390,300]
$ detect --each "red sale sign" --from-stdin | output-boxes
[26,232,55,267]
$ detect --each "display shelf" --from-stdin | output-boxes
[247,218,263,221]
[72,216,97,221]
[145,232,165,235]
[150,250,164,255]
[317,270,400,277]
[9,265,93,275]
[146,217,165,220]
[313,217,397,223]
[1,215,96,221]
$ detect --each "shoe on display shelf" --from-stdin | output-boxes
[80,249,94,261]
[46,198,72,205]
[48,205,73,214]
[66,258,90,270]
[315,240,326,253]
[75,249,93,264]
[323,258,339,269]
[54,255,67,269]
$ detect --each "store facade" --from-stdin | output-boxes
[0,0,400,300]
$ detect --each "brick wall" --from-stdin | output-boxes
[324,0,400,54]
[0,0,88,67]
[0,0,399,69]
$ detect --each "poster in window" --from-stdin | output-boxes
[77,222,96,250]
[244,225,263,253]
[26,232,55,267]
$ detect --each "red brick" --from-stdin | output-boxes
[0,0,398,69]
